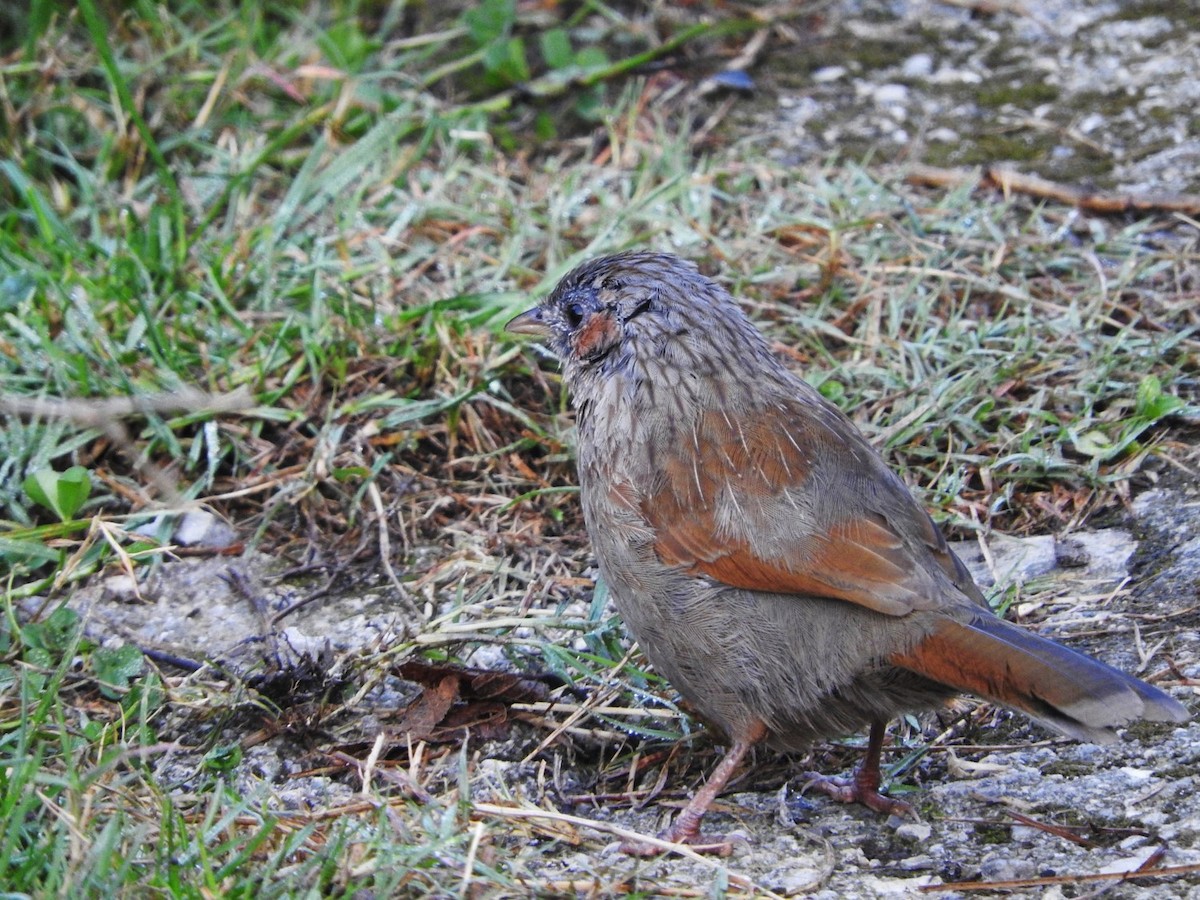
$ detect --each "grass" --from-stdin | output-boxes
[1,0,1198,895]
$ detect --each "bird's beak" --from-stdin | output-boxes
[505,306,550,337]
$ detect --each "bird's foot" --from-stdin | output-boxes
[801,770,916,819]
[619,730,763,856]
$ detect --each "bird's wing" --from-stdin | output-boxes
[643,393,984,616]
[638,391,1191,737]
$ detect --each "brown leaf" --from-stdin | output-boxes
[432,700,512,742]
[397,659,551,704]
[394,674,459,740]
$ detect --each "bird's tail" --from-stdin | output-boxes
[891,615,1189,743]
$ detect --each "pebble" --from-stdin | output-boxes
[896,822,933,843]
[1099,847,1162,874]
[978,856,1037,882]
[812,65,847,83]
[873,83,909,106]
[102,574,140,602]
[1120,766,1154,786]
[901,54,933,78]
[777,868,825,893]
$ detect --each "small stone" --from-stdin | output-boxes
[279,627,327,659]
[979,856,1036,882]
[784,96,820,124]
[930,67,982,85]
[102,574,140,602]
[1119,767,1154,786]
[1099,847,1160,874]
[134,510,237,548]
[175,510,238,547]
[896,822,933,843]
[1132,488,1169,517]
[777,868,823,893]
[874,84,909,105]
[812,65,847,83]
[901,54,933,78]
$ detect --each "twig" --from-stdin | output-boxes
[0,387,256,507]
[1003,809,1098,848]
[0,386,255,425]
[905,164,1200,216]
[366,478,421,628]
[919,860,1200,893]
[471,801,789,898]
[459,820,486,900]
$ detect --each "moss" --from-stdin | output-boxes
[850,41,914,72]
[977,82,1060,109]
[1109,0,1200,25]
[1122,719,1186,742]
[951,132,1057,166]
[972,823,1012,844]
[1160,765,1197,780]
[1039,760,1093,778]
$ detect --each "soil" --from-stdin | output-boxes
[743,0,1200,195]
[54,468,1200,896]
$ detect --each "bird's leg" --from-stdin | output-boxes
[621,722,766,857]
[803,719,915,818]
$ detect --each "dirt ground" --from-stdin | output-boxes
[55,466,1200,896]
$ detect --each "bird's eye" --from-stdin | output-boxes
[564,302,587,329]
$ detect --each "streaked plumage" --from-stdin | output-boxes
[508,251,1188,850]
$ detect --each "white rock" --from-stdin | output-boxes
[896,822,933,842]
[902,54,934,78]
[777,868,824,893]
[102,574,140,602]
[1119,767,1154,786]
[874,84,909,105]
[865,875,940,895]
[1098,846,1160,874]
[812,65,847,83]
[930,67,983,85]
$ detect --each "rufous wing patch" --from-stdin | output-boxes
[643,402,933,616]
[686,540,916,619]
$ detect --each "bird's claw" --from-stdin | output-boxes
[801,770,916,819]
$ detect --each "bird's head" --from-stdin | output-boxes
[507,251,767,389]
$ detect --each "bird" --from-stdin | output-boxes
[506,250,1189,853]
